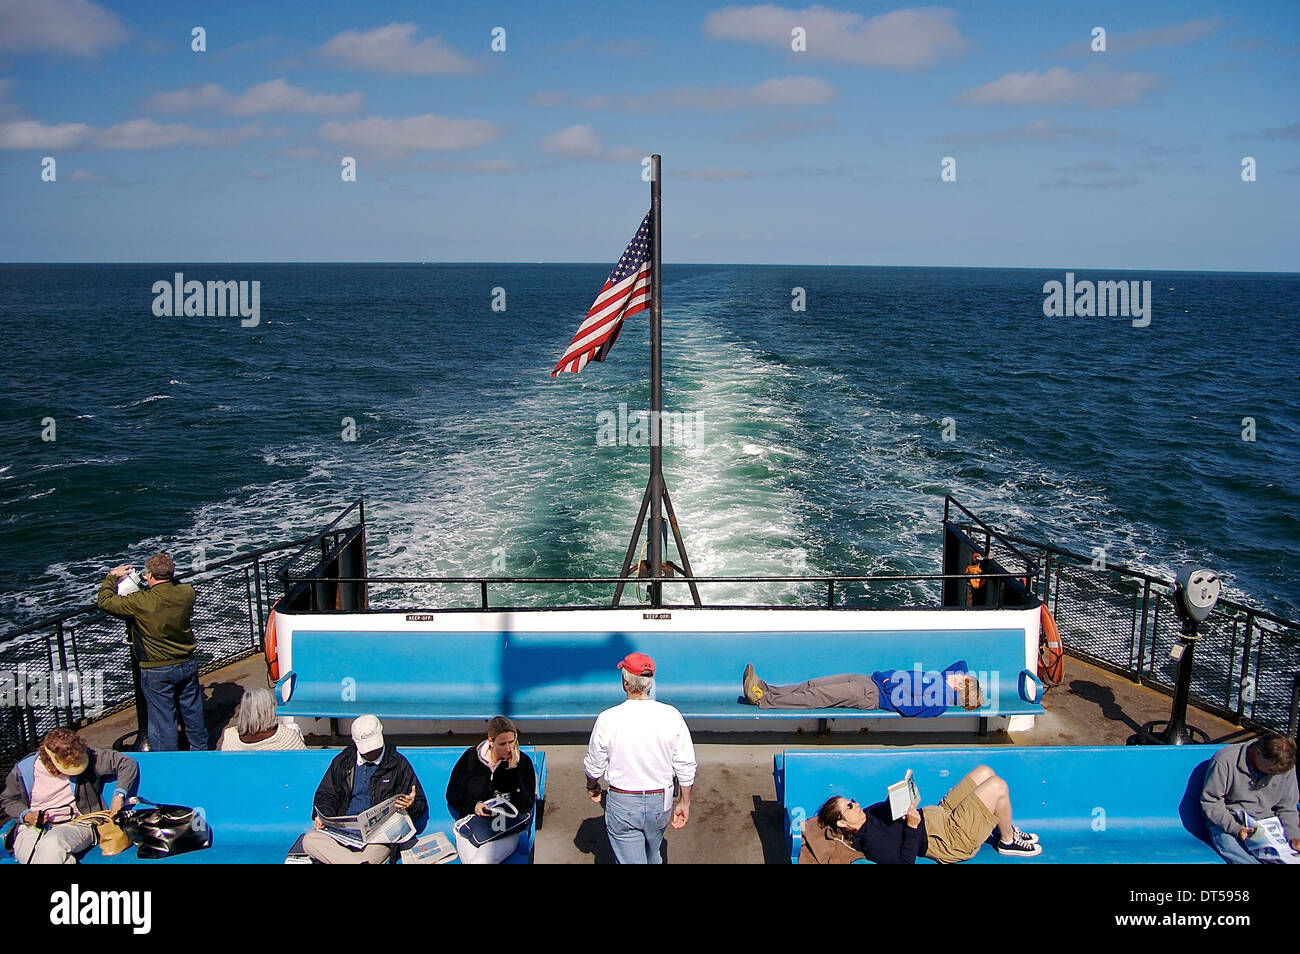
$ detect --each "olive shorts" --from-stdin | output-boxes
[922,774,998,863]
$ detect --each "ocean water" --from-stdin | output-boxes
[0,263,1297,630]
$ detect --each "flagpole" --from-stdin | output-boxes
[648,154,664,607]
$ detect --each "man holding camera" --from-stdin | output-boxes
[97,553,207,751]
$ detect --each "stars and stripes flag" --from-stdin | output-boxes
[551,212,652,375]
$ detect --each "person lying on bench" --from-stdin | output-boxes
[742,661,983,715]
[810,765,1040,863]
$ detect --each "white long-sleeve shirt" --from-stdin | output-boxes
[584,698,697,810]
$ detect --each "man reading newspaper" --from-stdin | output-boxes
[1200,733,1300,865]
[303,715,427,864]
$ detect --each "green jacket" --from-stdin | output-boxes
[96,574,197,669]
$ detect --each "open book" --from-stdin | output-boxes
[1240,812,1300,864]
[317,795,416,849]
[887,769,921,821]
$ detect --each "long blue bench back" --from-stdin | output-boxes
[278,628,1039,720]
[3,747,545,864]
[776,745,1224,864]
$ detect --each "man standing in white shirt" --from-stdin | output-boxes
[584,652,697,864]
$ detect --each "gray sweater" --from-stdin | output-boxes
[1199,742,1300,840]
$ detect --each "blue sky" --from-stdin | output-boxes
[0,0,1297,268]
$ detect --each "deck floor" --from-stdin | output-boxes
[75,654,1254,864]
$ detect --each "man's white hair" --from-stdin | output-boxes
[623,672,654,696]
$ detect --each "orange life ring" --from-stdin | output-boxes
[263,601,281,682]
[1038,603,1064,687]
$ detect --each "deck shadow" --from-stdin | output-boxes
[1067,679,1144,735]
[573,814,670,863]
[751,794,791,864]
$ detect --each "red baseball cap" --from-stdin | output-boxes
[617,652,656,676]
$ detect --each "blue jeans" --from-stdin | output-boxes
[140,658,208,751]
[1208,824,1260,864]
[605,790,672,864]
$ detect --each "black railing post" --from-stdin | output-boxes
[1237,612,1255,722]
[480,581,489,610]
[54,620,74,727]
[827,580,835,608]
[252,554,265,642]
[1135,579,1152,679]
[1288,672,1300,739]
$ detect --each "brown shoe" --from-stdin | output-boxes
[742,664,763,705]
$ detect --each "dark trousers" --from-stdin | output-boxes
[140,658,208,750]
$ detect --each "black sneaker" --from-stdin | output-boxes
[996,833,1042,857]
[1012,825,1039,845]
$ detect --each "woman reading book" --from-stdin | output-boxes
[808,765,1041,863]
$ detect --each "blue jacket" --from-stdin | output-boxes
[872,660,969,717]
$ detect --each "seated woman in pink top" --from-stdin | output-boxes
[2,727,139,864]
[219,687,306,751]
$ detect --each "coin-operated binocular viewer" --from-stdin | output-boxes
[1134,567,1221,746]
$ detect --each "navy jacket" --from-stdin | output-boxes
[851,799,927,864]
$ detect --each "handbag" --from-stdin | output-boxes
[454,796,531,849]
[118,800,212,859]
[67,810,131,857]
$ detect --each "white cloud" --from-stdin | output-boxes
[97,119,278,149]
[1057,17,1222,57]
[607,146,647,162]
[318,22,478,75]
[0,0,126,55]
[423,157,516,173]
[319,113,504,158]
[704,4,966,68]
[932,119,1121,146]
[679,167,752,180]
[0,118,92,148]
[275,146,325,160]
[147,79,363,116]
[624,76,835,111]
[955,67,1161,108]
[538,125,645,163]
[540,123,604,157]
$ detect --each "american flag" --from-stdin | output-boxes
[551,212,652,375]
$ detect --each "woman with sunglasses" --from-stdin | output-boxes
[810,765,1041,863]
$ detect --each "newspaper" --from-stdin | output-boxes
[317,795,415,848]
[400,831,458,865]
[1240,813,1300,864]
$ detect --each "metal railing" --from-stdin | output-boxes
[4,495,1298,774]
[0,536,316,771]
[998,532,1300,735]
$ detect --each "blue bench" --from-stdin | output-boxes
[2,747,546,864]
[276,627,1042,727]
[774,745,1231,864]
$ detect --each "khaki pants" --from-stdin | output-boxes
[13,823,97,864]
[302,830,391,864]
[758,673,880,709]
